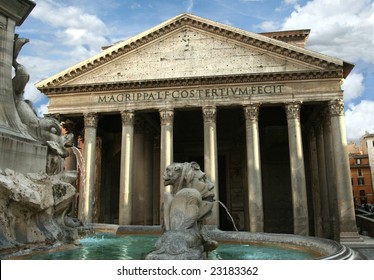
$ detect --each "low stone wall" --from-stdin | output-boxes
[356,214,374,238]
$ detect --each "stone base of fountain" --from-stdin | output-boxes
[0,168,79,256]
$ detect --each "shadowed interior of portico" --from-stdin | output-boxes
[65,103,324,234]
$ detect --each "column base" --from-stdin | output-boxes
[339,231,364,243]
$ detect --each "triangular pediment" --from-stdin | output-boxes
[36,13,352,91]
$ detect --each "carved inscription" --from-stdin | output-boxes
[97,85,284,103]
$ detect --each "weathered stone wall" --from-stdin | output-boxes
[0,169,78,255]
[69,28,312,85]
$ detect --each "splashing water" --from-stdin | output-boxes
[71,146,87,226]
[217,200,239,231]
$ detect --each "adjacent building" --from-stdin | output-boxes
[36,13,360,241]
[350,154,373,206]
[348,132,374,206]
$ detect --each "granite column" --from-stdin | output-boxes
[328,99,360,241]
[119,111,135,225]
[244,104,264,232]
[285,102,309,235]
[81,112,98,224]
[202,106,219,226]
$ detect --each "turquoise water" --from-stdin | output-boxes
[25,233,318,260]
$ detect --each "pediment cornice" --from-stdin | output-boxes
[42,70,342,95]
[36,13,351,90]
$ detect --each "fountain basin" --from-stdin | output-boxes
[207,228,364,260]
[4,224,364,260]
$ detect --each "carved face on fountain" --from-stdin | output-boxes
[163,162,215,201]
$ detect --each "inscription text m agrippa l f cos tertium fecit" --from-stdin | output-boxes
[97,84,285,103]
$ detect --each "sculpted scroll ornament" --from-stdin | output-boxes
[285,102,302,120]
[328,99,344,116]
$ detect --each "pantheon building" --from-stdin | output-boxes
[36,14,359,242]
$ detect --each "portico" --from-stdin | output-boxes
[36,13,359,241]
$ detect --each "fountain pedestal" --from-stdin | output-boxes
[0,0,48,174]
[146,162,218,260]
[0,0,80,255]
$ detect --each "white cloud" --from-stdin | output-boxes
[283,0,298,4]
[32,0,108,32]
[277,0,374,142]
[23,83,45,104]
[345,100,374,141]
[186,0,194,13]
[255,20,279,31]
[30,0,110,55]
[281,0,374,64]
[18,55,72,82]
[130,3,142,9]
[341,72,365,104]
[38,103,49,117]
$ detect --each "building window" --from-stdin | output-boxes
[372,140,374,147]
[358,178,365,185]
[356,158,361,165]
[359,190,366,196]
[358,168,363,177]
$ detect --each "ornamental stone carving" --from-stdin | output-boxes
[38,14,343,89]
[83,112,98,127]
[202,106,217,123]
[328,99,344,116]
[121,110,135,126]
[285,102,302,120]
[146,162,217,260]
[160,109,174,126]
[244,104,261,121]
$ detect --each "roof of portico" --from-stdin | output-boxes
[36,13,354,94]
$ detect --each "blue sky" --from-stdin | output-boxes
[16,0,374,142]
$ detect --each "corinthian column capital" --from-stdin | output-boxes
[244,103,261,121]
[202,106,217,123]
[83,112,98,127]
[284,101,302,120]
[328,99,344,116]
[121,110,135,126]
[159,109,174,126]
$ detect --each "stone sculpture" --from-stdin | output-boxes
[0,169,78,254]
[0,30,79,256]
[12,34,74,175]
[146,162,218,260]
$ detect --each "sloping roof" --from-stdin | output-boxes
[259,29,310,48]
[36,13,354,92]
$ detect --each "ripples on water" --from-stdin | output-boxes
[26,233,318,260]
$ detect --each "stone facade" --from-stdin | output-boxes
[37,13,359,242]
